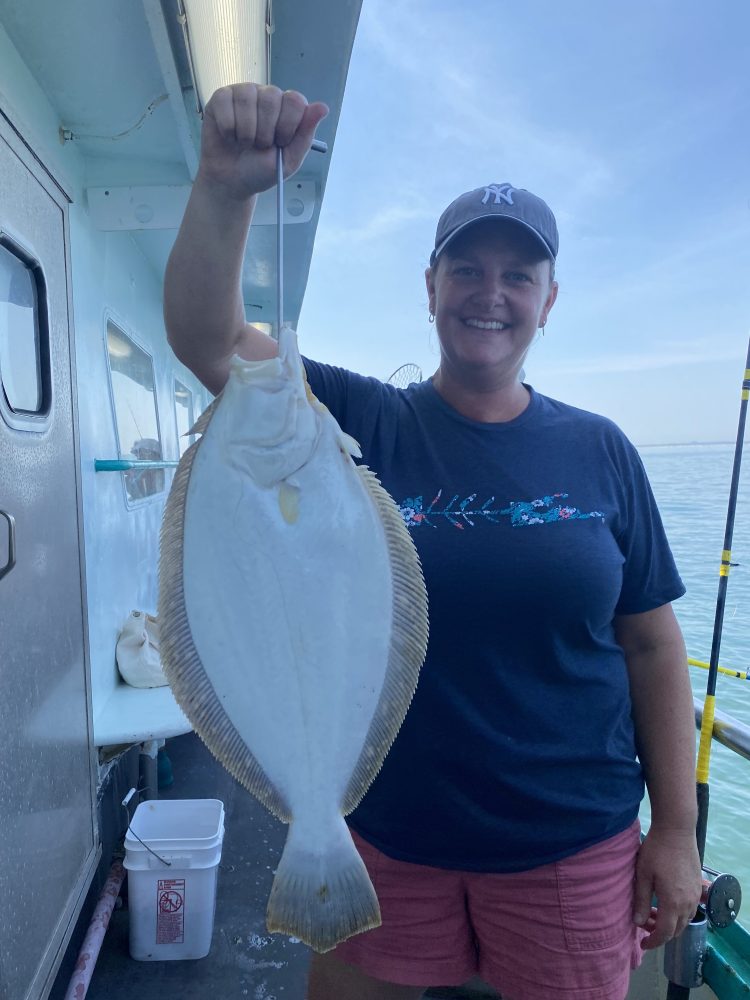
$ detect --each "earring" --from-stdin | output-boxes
[540,323,546,336]
[428,312,435,324]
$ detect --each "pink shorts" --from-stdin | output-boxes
[334,821,645,1000]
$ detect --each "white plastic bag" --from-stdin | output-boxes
[116,611,168,688]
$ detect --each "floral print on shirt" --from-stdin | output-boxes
[398,490,604,530]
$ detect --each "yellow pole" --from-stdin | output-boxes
[687,656,749,681]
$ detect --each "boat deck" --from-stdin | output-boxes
[75,733,497,1000]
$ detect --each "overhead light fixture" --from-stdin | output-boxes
[178,0,270,113]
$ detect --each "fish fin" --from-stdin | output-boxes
[338,431,362,460]
[302,369,319,407]
[341,466,429,814]
[187,395,221,436]
[299,361,363,458]
[266,817,381,952]
[278,480,301,524]
[158,428,291,822]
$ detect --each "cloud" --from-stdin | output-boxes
[359,0,617,212]
[315,202,434,251]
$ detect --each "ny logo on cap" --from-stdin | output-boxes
[482,183,515,206]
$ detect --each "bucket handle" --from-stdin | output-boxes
[122,788,172,867]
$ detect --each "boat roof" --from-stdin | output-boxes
[0,0,362,329]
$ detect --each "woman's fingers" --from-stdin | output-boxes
[641,906,678,951]
[283,100,329,175]
[205,84,241,141]
[231,84,259,144]
[254,85,283,148]
[204,85,324,153]
[275,90,310,147]
[199,84,327,197]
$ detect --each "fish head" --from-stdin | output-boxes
[221,326,319,486]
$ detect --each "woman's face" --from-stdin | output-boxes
[425,220,558,385]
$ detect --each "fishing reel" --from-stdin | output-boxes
[664,870,742,990]
[701,870,741,928]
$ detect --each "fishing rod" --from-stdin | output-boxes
[666,336,750,1000]
[695,336,750,861]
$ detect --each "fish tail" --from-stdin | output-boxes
[265,817,381,953]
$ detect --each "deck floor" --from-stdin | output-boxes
[82,733,496,1000]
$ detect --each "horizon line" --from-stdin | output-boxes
[637,439,737,449]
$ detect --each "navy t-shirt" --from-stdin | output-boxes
[304,361,685,872]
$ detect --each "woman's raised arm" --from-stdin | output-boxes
[163,84,328,394]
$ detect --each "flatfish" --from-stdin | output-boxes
[158,326,429,952]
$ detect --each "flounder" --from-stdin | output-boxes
[158,326,429,952]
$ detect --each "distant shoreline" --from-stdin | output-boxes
[637,440,736,449]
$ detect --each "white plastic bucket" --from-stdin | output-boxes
[124,798,225,961]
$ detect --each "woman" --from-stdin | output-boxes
[165,85,702,1000]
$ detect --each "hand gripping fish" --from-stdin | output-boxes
[159,326,429,952]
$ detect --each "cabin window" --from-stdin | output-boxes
[0,240,48,417]
[105,321,164,502]
[173,379,195,457]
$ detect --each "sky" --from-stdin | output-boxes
[298,0,750,446]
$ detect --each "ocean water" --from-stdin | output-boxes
[638,442,750,915]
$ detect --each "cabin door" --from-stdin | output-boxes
[0,115,98,1000]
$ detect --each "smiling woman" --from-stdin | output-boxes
[425,211,557,422]
[162,81,702,1000]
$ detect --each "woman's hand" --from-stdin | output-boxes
[197,84,329,201]
[633,825,702,950]
[616,605,702,949]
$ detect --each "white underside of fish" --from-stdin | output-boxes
[159,327,428,952]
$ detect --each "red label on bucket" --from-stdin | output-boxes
[156,878,185,944]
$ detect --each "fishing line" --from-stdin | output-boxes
[273,138,328,341]
[276,144,284,338]
[269,8,327,340]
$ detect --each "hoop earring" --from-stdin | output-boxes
[428,312,435,324]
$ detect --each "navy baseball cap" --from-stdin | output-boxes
[430,183,558,265]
